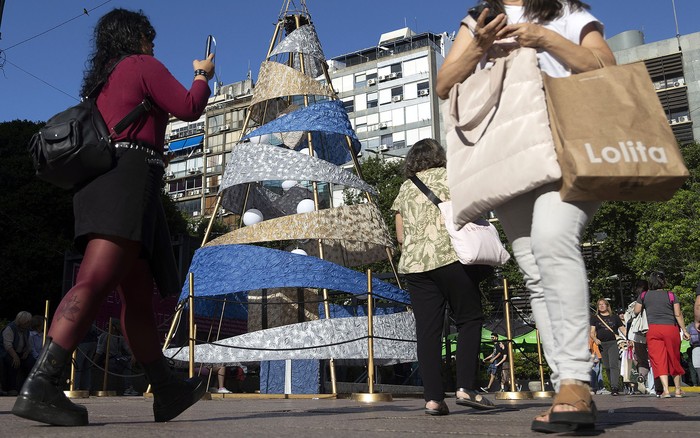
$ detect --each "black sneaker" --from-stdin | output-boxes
[611,388,619,396]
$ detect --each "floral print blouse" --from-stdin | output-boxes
[391,167,458,274]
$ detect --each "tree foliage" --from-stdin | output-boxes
[0,120,74,317]
[343,156,405,278]
[586,141,700,323]
[0,120,202,319]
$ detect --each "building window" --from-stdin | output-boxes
[230,108,246,130]
[391,87,403,102]
[403,57,429,76]
[380,134,393,149]
[355,94,367,112]
[393,131,406,149]
[367,92,378,109]
[405,105,419,124]
[342,97,354,113]
[208,134,224,154]
[392,108,405,126]
[208,114,225,134]
[186,176,202,190]
[418,102,431,121]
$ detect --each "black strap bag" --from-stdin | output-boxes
[27,58,151,190]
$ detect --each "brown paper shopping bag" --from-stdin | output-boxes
[543,62,689,202]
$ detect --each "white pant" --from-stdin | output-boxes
[496,184,599,389]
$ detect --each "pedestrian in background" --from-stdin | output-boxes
[591,298,626,396]
[626,280,650,393]
[392,138,495,416]
[12,8,214,426]
[634,271,690,398]
[0,311,34,395]
[27,315,45,360]
[437,0,614,433]
[482,333,504,392]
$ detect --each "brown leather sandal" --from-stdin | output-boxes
[531,408,580,433]
[548,383,597,426]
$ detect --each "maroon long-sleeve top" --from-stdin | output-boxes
[97,55,211,154]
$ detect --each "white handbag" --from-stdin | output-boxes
[410,176,510,266]
[444,48,561,227]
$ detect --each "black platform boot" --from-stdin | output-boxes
[143,355,206,422]
[12,338,88,426]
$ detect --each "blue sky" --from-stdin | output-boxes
[1,0,698,123]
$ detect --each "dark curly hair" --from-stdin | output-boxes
[484,0,590,23]
[403,138,447,178]
[80,8,156,97]
[648,271,667,290]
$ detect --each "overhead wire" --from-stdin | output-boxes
[0,1,113,99]
[1,1,112,52]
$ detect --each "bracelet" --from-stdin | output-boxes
[194,69,208,78]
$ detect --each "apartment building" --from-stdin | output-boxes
[610,30,699,144]
[164,79,253,220]
[326,27,452,159]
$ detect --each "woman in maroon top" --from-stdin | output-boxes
[13,9,214,426]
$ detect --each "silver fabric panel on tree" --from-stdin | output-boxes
[164,311,417,365]
[269,25,325,61]
[219,142,376,198]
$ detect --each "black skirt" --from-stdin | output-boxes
[73,147,180,297]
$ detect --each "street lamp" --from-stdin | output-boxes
[363,146,404,160]
[606,274,624,308]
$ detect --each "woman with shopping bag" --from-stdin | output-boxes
[437,0,615,433]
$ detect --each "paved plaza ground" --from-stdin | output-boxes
[1,388,699,437]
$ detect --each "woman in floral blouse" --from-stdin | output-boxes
[392,138,494,416]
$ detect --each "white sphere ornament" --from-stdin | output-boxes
[291,248,307,256]
[281,180,297,191]
[296,199,315,214]
[259,134,271,144]
[242,209,263,226]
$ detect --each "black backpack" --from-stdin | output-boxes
[27,58,151,190]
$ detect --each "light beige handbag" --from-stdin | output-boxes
[444,47,561,228]
[543,61,689,201]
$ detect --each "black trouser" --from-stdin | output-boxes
[2,354,35,391]
[600,340,621,390]
[406,262,485,402]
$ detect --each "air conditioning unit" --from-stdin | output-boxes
[673,78,685,87]
[166,171,175,178]
[378,122,388,129]
[418,89,429,96]
[188,169,196,174]
[367,78,377,85]
[204,188,211,194]
[176,193,184,198]
[678,115,690,123]
[380,144,390,152]
[670,118,678,125]
[379,75,389,81]
[392,95,403,102]
[218,125,229,132]
[204,148,212,154]
[192,211,200,217]
[192,189,200,195]
[389,72,400,79]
